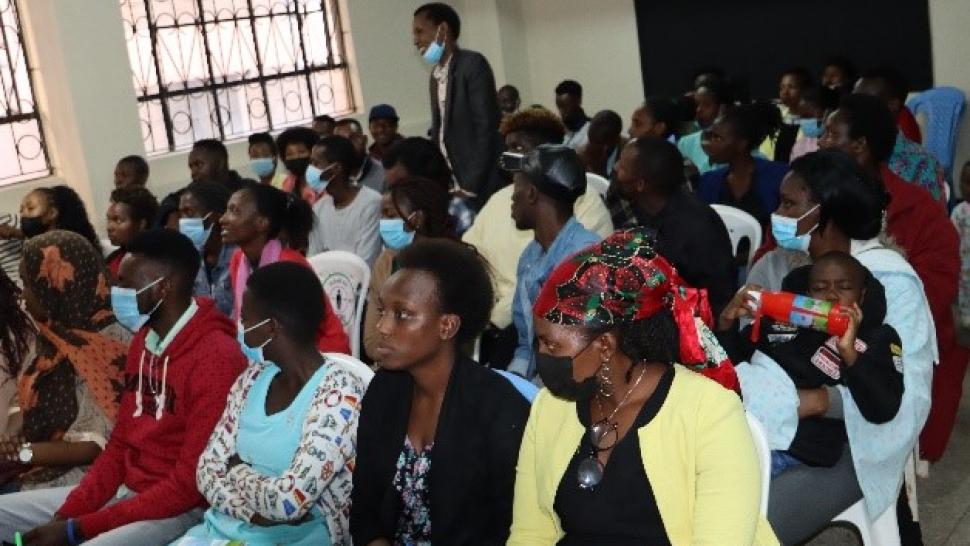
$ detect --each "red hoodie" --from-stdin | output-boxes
[57,298,246,539]
[228,247,351,354]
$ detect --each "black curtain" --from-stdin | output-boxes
[634,0,933,100]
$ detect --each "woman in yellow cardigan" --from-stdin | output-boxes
[509,229,778,545]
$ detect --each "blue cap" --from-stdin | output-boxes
[368,104,399,122]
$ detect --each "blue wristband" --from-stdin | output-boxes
[66,518,81,546]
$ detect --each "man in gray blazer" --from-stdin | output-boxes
[413,3,503,212]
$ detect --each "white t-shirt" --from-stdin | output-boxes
[308,186,383,266]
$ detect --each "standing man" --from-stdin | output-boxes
[555,79,591,149]
[413,2,503,211]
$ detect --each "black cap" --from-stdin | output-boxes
[520,144,587,203]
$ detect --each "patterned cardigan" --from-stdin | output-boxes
[196,356,372,545]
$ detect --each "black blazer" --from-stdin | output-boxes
[350,354,530,545]
[428,48,504,208]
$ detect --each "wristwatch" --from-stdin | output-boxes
[17,442,32,464]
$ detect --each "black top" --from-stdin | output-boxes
[718,182,769,229]
[554,367,674,546]
[633,189,737,316]
[349,354,531,545]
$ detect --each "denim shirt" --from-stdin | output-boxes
[508,218,601,380]
[194,243,236,317]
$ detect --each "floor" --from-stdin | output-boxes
[805,373,970,545]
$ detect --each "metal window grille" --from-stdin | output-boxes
[120,0,355,154]
[0,0,50,186]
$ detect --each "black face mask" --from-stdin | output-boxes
[20,216,46,238]
[535,340,598,401]
[284,158,311,178]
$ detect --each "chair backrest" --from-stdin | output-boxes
[322,352,375,385]
[711,204,762,268]
[745,412,771,517]
[585,172,610,200]
[308,251,371,358]
[101,238,118,259]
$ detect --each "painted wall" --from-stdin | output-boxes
[3,0,970,232]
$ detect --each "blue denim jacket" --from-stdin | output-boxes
[194,243,236,317]
[508,218,601,380]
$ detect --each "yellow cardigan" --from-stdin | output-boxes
[509,365,779,545]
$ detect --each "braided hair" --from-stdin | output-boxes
[0,268,34,377]
[240,182,315,249]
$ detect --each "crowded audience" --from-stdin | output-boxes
[0,2,967,544]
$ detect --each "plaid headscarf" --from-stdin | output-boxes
[534,228,739,391]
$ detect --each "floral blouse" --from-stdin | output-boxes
[393,437,433,545]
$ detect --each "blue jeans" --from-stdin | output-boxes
[770,450,802,477]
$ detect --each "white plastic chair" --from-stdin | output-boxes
[322,352,375,385]
[745,412,771,516]
[585,172,610,200]
[711,204,762,268]
[308,251,371,359]
[101,238,118,258]
[829,450,916,546]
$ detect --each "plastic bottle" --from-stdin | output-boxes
[748,290,849,341]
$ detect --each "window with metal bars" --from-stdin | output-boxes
[120,0,355,154]
[0,0,50,187]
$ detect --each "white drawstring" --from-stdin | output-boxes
[133,349,146,418]
[155,355,169,420]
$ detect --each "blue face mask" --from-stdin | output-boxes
[111,277,165,332]
[798,118,824,139]
[179,213,212,251]
[237,318,272,364]
[422,26,445,65]
[771,205,819,253]
[249,158,276,178]
[380,217,416,250]
[305,163,335,193]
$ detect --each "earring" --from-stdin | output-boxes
[596,357,614,398]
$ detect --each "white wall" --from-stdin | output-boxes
[4,0,970,232]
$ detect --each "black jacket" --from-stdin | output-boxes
[350,354,530,545]
[428,48,503,208]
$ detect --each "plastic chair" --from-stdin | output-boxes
[322,352,375,385]
[308,251,371,359]
[711,204,762,267]
[830,450,916,546]
[745,412,770,516]
[585,172,610,200]
[101,238,118,258]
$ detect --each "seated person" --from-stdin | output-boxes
[179,262,372,545]
[498,84,521,121]
[363,176,456,361]
[555,79,591,149]
[188,139,243,193]
[462,108,614,365]
[508,229,776,545]
[0,229,246,544]
[577,110,625,178]
[221,183,351,354]
[612,137,737,316]
[368,104,405,162]
[698,102,789,229]
[247,132,287,188]
[0,186,103,256]
[106,186,159,278]
[312,114,335,138]
[677,79,732,174]
[350,239,530,545]
[506,145,601,379]
[856,66,921,143]
[277,127,322,205]
[179,181,235,316]
[821,56,855,93]
[718,252,903,476]
[789,86,839,161]
[306,136,382,265]
[113,155,149,189]
[0,232,128,492]
[0,268,31,436]
[334,118,386,194]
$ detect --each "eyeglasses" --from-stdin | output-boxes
[576,418,617,490]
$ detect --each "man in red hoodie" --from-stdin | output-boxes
[0,229,246,545]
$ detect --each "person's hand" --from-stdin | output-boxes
[22,520,69,546]
[0,223,23,240]
[836,303,863,366]
[0,435,24,462]
[797,387,830,418]
[717,284,763,331]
